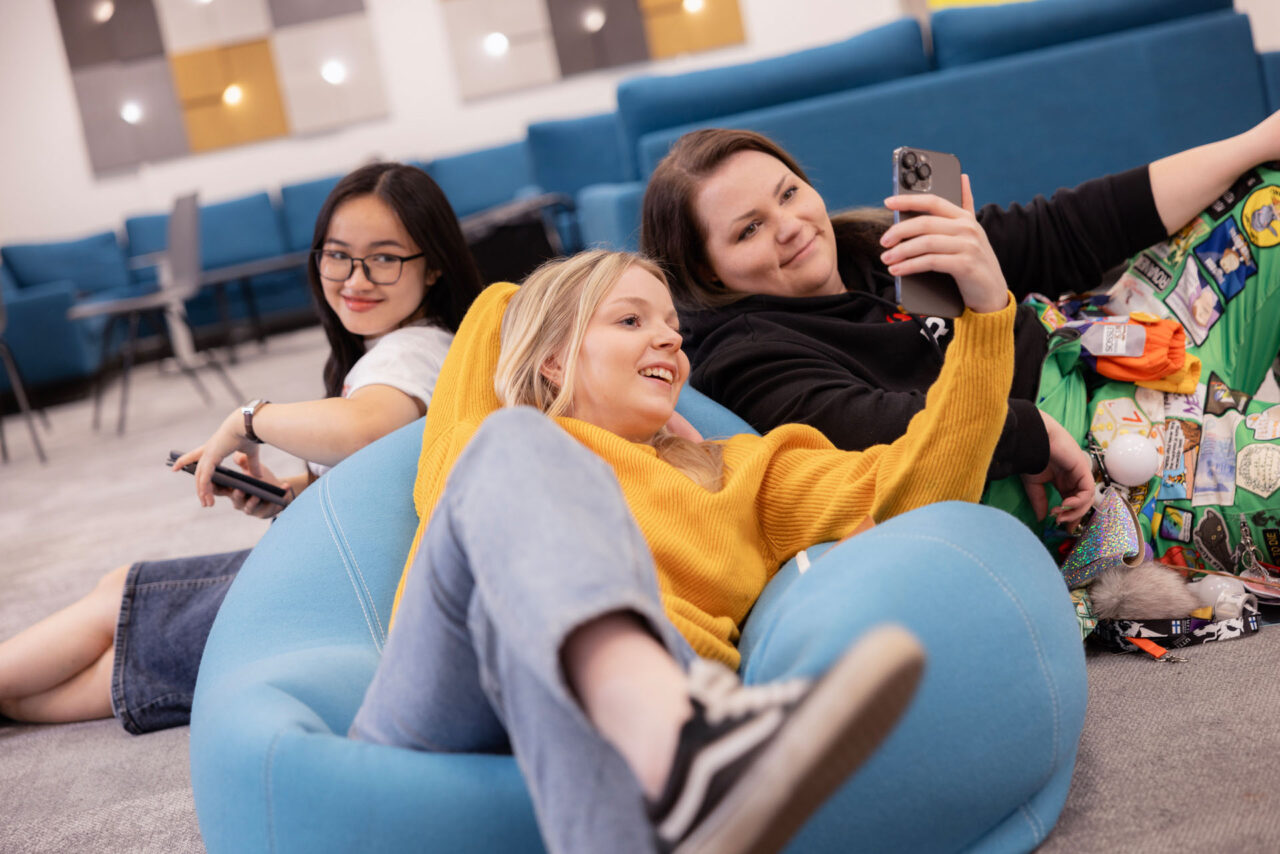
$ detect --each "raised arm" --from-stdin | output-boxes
[1149,110,1280,234]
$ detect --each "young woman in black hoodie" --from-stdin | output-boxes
[640,116,1280,554]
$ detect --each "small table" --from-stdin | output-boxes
[198,250,310,362]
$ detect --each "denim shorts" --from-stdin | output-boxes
[110,548,250,735]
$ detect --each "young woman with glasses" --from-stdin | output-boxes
[0,162,483,733]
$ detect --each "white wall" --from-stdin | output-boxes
[2,0,1276,245]
[0,0,900,244]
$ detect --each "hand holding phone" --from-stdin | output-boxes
[167,450,289,506]
[889,147,966,317]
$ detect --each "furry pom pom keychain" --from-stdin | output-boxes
[1089,562,1199,620]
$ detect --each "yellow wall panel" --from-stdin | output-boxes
[171,40,288,153]
[640,0,745,61]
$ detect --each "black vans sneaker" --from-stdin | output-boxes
[646,624,925,854]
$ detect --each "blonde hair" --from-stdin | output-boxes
[495,249,725,490]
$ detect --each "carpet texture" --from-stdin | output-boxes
[1,326,1278,853]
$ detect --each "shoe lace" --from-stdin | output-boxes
[686,659,809,726]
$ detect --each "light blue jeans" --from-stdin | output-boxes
[350,407,695,854]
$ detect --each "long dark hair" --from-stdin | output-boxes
[307,162,484,397]
[640,128,889,308]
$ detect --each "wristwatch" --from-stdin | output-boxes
[241,399,269,444]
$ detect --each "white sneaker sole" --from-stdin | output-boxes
[673,624,926,854]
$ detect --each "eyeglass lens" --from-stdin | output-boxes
[317,251,404,284]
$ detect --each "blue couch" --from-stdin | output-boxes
[575,0,1279,251]
[189,388,1086,853]
[0,230,141,392]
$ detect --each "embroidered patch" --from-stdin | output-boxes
[1264,528,1280,565]
[1077,317,1147,357]
[1243,185,1280,248]
[1161,419,1193,500]
[1091,398,1151,449]
[1038,302,1068,331]
[1160,506,1194,543]
[1134,387,1165,422]
[1193,507,1233,573]
[1194,219,1255,301]
[1245,405,1280,441]
[1149,218,1210,270]
[1205,372,1252,417]
[1165,385,1206,424]
[1164,261,1222,346]
[1107,272,1173,317]
[1131,252,1173,291]
[1206,169,1263,220]
[1192,413,1242,507]
[1236,444,1280,498]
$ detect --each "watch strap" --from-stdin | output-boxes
[242,399,269,444]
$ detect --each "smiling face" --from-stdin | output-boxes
[321,194,435,338]
[547,264,688,442]
[694,149,844,298]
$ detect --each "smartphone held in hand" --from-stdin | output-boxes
[891,146,966,318]
[167,451,289,506]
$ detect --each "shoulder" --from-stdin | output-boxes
[371,322,454,356]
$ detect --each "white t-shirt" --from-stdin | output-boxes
[307,322,454,478]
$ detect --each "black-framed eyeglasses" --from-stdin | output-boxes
[313,249,426,285]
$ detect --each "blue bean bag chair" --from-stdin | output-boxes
[190,388,1087,853]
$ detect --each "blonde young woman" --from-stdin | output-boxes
[351,239,1054,853]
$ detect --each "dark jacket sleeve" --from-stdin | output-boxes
[979,166,1168,301]
[693,334,1050,480]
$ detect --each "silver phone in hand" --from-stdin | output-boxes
[891,146,966,318]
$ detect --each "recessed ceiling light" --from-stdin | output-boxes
[321,59,348,85]
[120,100,143,124]
[92,1,114,23]
[194,0,215,6]
[222,84,243,106]
[683,0,705,12]
[483,32,509,57]
[582,8,606,33]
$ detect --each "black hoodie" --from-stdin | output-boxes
[682,166,1166,480]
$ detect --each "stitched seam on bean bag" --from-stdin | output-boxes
[320,478,382,651]
[265,730,282,854]
[321,477,386,645]
[1019,803,1045,841]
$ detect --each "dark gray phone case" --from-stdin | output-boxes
[891,146,966,318]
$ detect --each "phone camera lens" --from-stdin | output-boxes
[901,151,918,169]
[915,163,932,181]
[901,170,918,188]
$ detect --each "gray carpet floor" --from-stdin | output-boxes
[1,325,1278,853]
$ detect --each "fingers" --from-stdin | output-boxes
[960,174,975,216]
[881,210,973,249]
[884,191,966,219]
[171,446,203,472]
[1020,473,1050,521]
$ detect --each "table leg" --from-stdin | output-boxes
[236,276,267,352]
[91,314,119,432]
[0,339,46,463]
[116,310,141,435]
[213,283,237,364]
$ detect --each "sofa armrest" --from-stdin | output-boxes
[1,279,101,389]
[576,182,646,252]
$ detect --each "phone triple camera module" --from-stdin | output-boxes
[899,149,932,192]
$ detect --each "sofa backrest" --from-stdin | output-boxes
[619,18,929,178]
[126,191,289,282]
[527,111,630,199]
[280,174,343,253]
[425,140,533,219]
[638,11,1266,214]
[930,0,1232,69]
[1,230,130,295]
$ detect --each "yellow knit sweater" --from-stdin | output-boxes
[393,282,1016,669]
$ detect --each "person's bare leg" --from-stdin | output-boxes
[0,645,114,722]
[0,565,126,700]
[562,611,692,799]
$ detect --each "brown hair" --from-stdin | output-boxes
[640,128,890,308]
[496,250,725,490]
